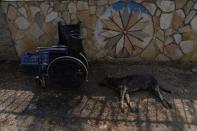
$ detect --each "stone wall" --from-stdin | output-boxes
[0,6,17,60]
[1,0,197,62]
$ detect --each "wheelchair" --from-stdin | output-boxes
[21,22,88,88]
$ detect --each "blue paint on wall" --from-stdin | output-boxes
[111,1,149,15]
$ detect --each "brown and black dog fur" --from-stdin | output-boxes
[99,74,172,112]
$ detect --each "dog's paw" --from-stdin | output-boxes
[162,100,172,109]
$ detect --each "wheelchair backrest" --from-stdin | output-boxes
[58,22,84,53]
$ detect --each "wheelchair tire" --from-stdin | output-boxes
[47,56,88,88]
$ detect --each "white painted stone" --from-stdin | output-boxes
[29,23,43,39]
[184,10,196,24]
[52,17,64,25]
[77,1,88,11]
[18,7,27,18]
[68,2,77,13]
[180,41,196,53]
[30,6,40,18]
[184,0,193,15]
[194,3,197,10]
[173,33,182,44]
[156,0,175,12]
[160,13,173,30]
[143,2,156,15]
[176,9,185,19]
[191,15,197,31]
[7,5,17,20]
[45,12,58,22]
[15,16,30,30]
[40,2,49,15]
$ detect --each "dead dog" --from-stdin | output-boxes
[99,74,172,112]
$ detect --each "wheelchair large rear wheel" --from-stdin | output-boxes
[47,56,88,88]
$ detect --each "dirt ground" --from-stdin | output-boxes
[0,61,197,131]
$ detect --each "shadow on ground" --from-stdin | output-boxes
[0,61,197,130]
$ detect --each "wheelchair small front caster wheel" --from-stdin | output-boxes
[35,77,47,88]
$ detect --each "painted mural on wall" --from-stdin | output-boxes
[96,1,154,58]
[1,0,197,62]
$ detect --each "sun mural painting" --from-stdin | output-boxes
[95,1,154,58]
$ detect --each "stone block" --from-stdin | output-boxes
[176,0,187,9]
[62,11,70,24]
[184,0,193,15]
[40,2,49,15]
[30,6,40,18]
[15,16,30,30]
[173,33,182,44]
[156,0,175,12]
[172,9,185,30]
[164,43,183,60]
[182,30,197,41]
[7,5,17,20]
[45,11,58,22]
[34,12,45,28]
[89,6,96,15]
[191,48,197,62]
[180,40,196,54]
[160,13,173,30]
[18,7,27,18]
[15,37,36,56]
[68,2,77,14]
[156,54,170,62]
[141,41,159,61]
[96,0,108,6]
[184,10,196,24]
[29,23,44,39]
[77,1,89,11]
[143,2,156,15]
[42,23,57,36]
[191,15,197,32]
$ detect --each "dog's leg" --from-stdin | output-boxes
[159,86,171,94]
[120,85,127,112]
[125,93,138,113]
[155,85,164,100]
[155,85,172,109]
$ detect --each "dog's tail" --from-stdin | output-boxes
[159,86,171,94]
